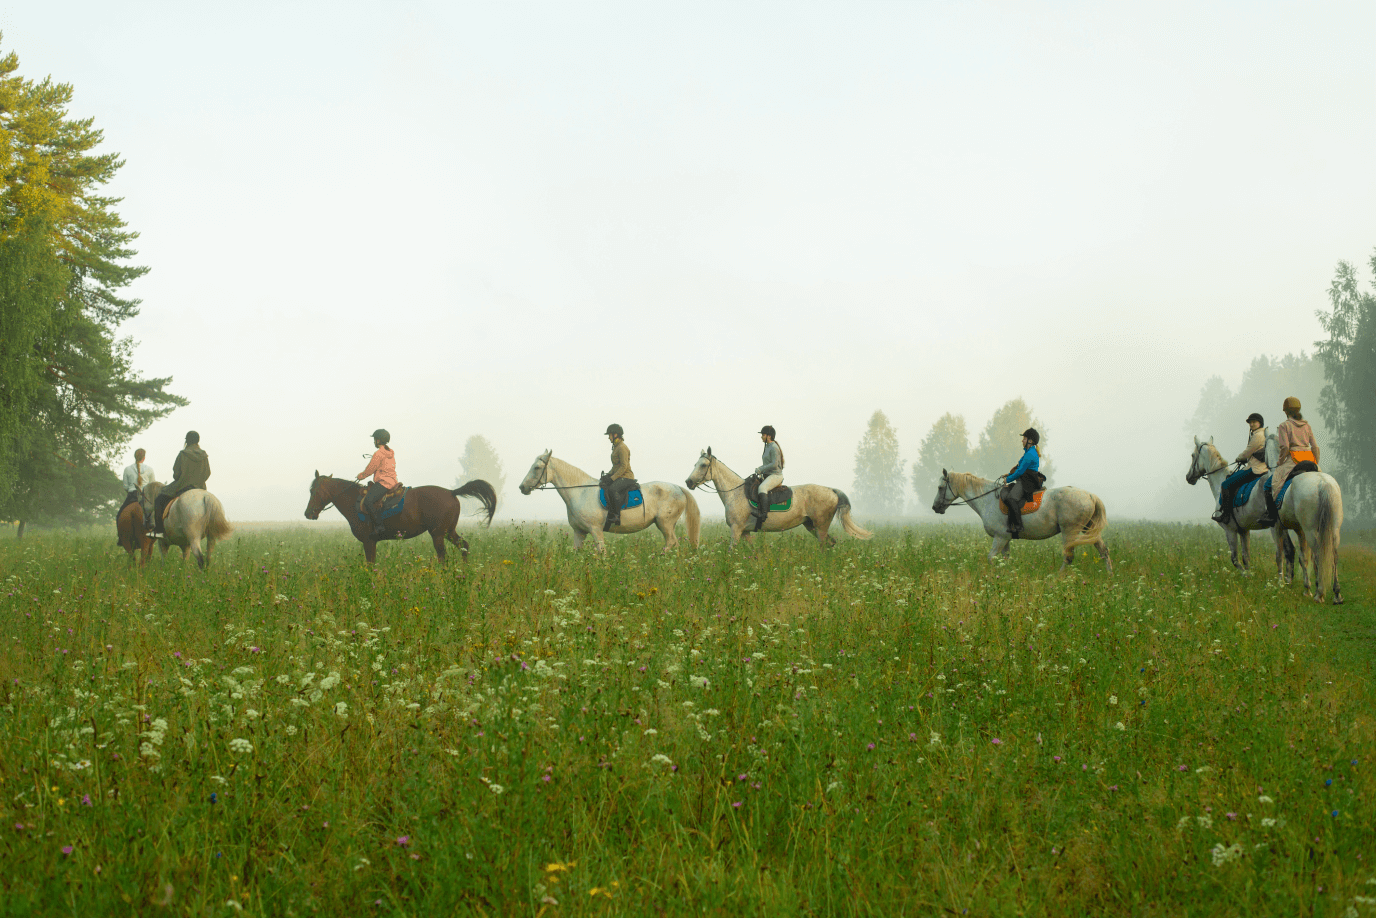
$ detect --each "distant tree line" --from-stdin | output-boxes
[0,38,183,536]
[851,398,1053,517]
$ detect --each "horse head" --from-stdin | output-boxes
[519,450,553,496]
[1185,437,1217,486]
[931,468,953,515]
[304,470,338,519]
[685,449,712,490]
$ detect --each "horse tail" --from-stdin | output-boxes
[1314,477,1343,601]
[681,486,701,549]
[453,480,498,526]
[832,489,874,540]
[204,494,235,541]
[1064,493,1108,550]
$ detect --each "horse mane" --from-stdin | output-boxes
[1202,442,1224,466]
[548,455,595,485]
[947,471,993,494]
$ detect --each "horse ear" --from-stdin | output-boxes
[707,446,713,456]
[942,467,947,475]
[1192,437,1199,448]
[314,469,319,478]
[1208,436,1214,445]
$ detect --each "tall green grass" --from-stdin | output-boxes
[0,522,1372,916]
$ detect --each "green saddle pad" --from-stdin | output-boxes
[748,495,792,512]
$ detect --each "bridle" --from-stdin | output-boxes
[935,476,1001,510]
[309,475,356,514]
[526,453,599,492]
[692,454,746,494]
[1186,445,1231,485]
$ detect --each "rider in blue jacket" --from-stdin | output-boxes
[999,428,1041,538]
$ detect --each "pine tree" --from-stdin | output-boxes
[0,38,185,534]
[852,410,906,517]
[458,435,507,504]
[912,413,971,506]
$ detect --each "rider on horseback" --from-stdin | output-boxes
[998,428,1042,539]
[151,432,210,535]
[1213,413,1267,524]
[357,429,397,539]
[752,425,784,531]
[601,424,637,528]
[1267,396,1320,525]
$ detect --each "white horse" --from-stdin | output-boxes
[144,485,234,568]
[1185,437,1284,572]
[517,450,700,551]
[1186,437,1342,602]
[931,470,1111,571]
[683,448,872,548]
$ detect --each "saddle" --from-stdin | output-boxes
[998,490,1045,515]
[745,477,793,512]
[357,483,408,523]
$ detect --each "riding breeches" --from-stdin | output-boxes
[758,474,783,496]
[364,481,388,514]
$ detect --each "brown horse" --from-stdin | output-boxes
[304,472,498,564]
[117,502,154,565]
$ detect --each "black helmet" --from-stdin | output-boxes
[605,423,624,438]
[371,428,391,444]
[759,425,776,439]
[1021,428,1040,445]
[185,430,200,444]
[1246,412,1264,426]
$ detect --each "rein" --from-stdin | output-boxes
[528,453,604,492]
[940,481,1002,508]
[696,456,747,494]
[313,476,360,513]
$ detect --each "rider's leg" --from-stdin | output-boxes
[605,479,627,527]
[756,473,782,530]
[365,482,387,537]
[1002,480,1026,537]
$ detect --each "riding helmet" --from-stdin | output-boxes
[1282,396,1301,413]
[605,423,624,438]
[371,428,391,444]
[759,425,776,439]
[1246,412,1264,425]
[185,430,200,444]
[1021,428,1040,445]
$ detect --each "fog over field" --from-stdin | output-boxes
[7,2,1375,522]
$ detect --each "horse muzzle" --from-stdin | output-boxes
[304,509,319,520]
[685,479,698,490]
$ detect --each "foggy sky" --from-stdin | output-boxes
[6,2,1375,523]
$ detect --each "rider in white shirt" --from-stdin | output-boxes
[117,449,153,522]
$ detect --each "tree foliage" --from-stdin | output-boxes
[0,38,184,533]
[458,435,507,505]
[1315,251,1376,519]
[971,398,1054,484]
[912,413,971,504]
[852,410,906,517]
[1186,353,1331,453]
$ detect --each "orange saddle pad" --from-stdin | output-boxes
[999,490,1045,515]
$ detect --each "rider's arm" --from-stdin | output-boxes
[358,450,381,481]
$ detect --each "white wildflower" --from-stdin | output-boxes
[1108,695,1118,705]
[1114,722,1126,731]
[1196,815,1213,829]
[334,702,349,718]
[488,783,505,795]
[1261,818,1276,827]
[929,731,942,747]
[650,754,674,766]
[1258,795,1274,804]
[1210,842,1243,866]
[690,675,709,689]
[228,738,254,754]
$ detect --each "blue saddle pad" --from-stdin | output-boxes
[1234,476,1263,507]
[1277,475,1296,509]
[357,496,405,523]
[598,488,644,509]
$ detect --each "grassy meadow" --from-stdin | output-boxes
[0,519,1374,917]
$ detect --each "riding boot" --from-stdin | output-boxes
[1006,507,1022,539]
[1263,489,1279,528]
[1211,495,1229,524]
[753,493,769,532]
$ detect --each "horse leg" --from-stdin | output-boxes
[1238,529,1251,573]
[444,528,470,562]
[989,536,1010,562]
[1095,539,1113,573]
[431,529,447,564]
[571,529,588,551]
[1225,528,1241,570]
[1060,535,1075,571]
[363,539,377,564]
[655,513,678,551]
